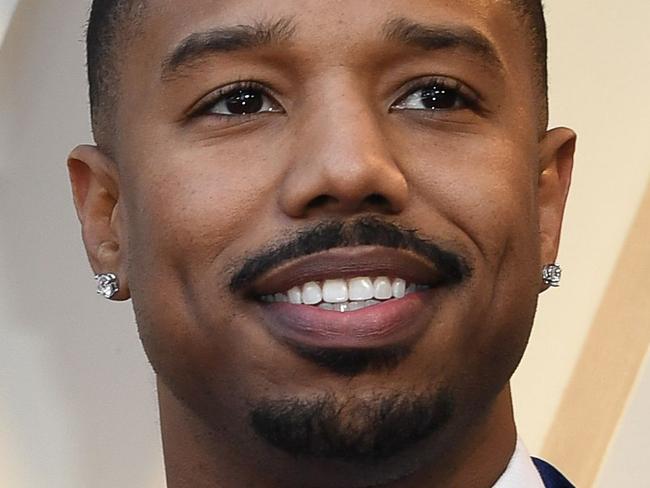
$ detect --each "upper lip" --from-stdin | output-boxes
[247,246,443,297]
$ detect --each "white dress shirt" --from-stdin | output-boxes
[492,438,546,488]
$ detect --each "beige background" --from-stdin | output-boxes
[1,1,648,487]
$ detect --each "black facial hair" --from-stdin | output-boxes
[250,389,454,463]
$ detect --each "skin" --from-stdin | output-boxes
[68,0,576,486]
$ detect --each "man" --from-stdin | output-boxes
[67,0,576,486]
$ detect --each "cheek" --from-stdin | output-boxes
[121,141,281,280]
[400,130,540,269]
[400,131,541,387]
[117,144,283,396]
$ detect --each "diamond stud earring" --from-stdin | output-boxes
[542,264,562,287]
[95,273,119,299]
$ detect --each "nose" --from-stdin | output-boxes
[277,82,409,219]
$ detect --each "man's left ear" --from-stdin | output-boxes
[538,127,577,285]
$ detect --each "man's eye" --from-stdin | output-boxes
[205,86,283,116]
[392,80,475,112]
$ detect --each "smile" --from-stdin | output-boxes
[260,276,430,312]
[248,246,447,350]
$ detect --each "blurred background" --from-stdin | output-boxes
[1,1,648,486]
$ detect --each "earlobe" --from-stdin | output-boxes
[67,145,130,301]
[537,127,577,292]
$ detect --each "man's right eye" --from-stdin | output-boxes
[201,83,284,117]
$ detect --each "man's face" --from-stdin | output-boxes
[72,0,574,481]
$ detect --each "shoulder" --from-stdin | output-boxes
[531,457,575,488]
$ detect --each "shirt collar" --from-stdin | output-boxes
[492,437,545,488]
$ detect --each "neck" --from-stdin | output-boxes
[158,379,517,488]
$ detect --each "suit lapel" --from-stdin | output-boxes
[532,457,575,488]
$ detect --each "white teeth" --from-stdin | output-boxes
[302,282,322,305]
[317,299,381,312]
[392,278,406,299]
[348,299,380,311]
[261,276,429,307]
[288,287,302,304]
[373,277,393,300]
[322,279,348,303]
[348,277,375,301]
[346,301,366,312]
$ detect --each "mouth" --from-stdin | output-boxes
[246,246,453,350]
[260,277,429,312]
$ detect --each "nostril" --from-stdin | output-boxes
[361,193,395,212]
[303,193,393,213]
[365,193,389,207]
[306,194,338,210]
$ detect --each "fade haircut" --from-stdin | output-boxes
[86,0,548,150]
[86,0,146,151]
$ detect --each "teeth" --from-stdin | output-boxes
[392,278,406,299]
[318,299,381,312]
[348,299,380,311]
[346,301,365,312]
[322,279,349,303]
[260,276,429,307]
[302,282,322,305]
[288,287,302,304]
[348,277,375,301]
[373,277,393,300]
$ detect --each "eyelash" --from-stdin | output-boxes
[392,76,482,113]
[190,80,278,117]
[189,76,482,119]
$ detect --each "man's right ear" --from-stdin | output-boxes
[67,145,130,301]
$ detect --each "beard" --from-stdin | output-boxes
[249,387,454,464]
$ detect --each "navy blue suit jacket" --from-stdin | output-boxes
[532,458,575,488]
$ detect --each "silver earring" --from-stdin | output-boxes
[542,264,562,287]
[95,273,119,299]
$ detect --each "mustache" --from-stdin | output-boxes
[229,216,472,293]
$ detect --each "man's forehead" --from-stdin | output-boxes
[137,0,525,78]
[160,16,507,83]
[144,0,519,47]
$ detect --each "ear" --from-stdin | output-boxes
[537,127,577,292]
[67,145,130,301]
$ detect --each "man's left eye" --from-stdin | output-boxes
[392,80,474,112]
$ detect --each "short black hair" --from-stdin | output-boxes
[86,0,146,150]
[86,0,548,149]
[513,0,549,119]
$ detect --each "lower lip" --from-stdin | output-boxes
[258,291,433,350]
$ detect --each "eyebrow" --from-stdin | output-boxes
[382,17,505,73]
[161,17,296,80]
[161,16,504,81]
